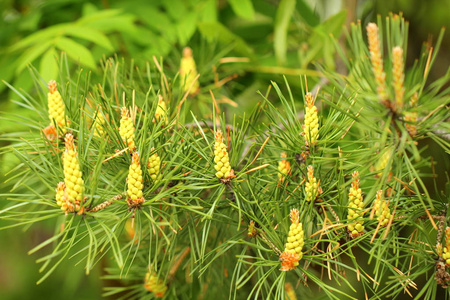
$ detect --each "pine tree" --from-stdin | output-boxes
[0,14,449,299]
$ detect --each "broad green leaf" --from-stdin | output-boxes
[9,24,67,52]
[318,10,346,37]
[296,0,319,26]
[18,10,42,31]
[228,0,255,20]
[198,22,254,57]
[82,2,99,16]
[39,47,59,82]
[274,0,296,66]
[176,12,198,46]
[55,37,96,69]
[77,9,123,25]
[130,6,177,43]
[132,6,172,32]
[301,10,346,69]
[82,15,137,34]
[162,0,187,20]
[200,0,217,22]
[16,40,53,74]
[0,56,17,93]
[65,26,114,51]
[142,33,172,57]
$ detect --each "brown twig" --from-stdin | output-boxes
[168,247,191,280]
[88,194,124,213]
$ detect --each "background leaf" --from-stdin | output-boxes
[65,26,114,51]
[274,0,296,66]
[228,0,255,20]
[39,47,59,82]
[198,22,254,57]
[16,41,53,74]
[176,12,198,46]
[55,37,96,69]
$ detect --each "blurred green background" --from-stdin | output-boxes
[0,0,448,299]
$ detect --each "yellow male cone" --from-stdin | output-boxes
[180,47,200,95]
[392,46,405,110]
[148,149,162,183]
[373,147,391,177]
[213,130,234,181]
[302,93,319,146]
[119,107,136,152]
[127,152,145,207]
[280,208,304,271]
[347,171,364,238]
[442,228,450,267]
[144,271,167,298]
[93,109,105,137]
[55,182,66,209]
[278,152,291,183]
[304,165,321,202]
[373,190,391,226]
[47,80,67,133]
[367,23,388,102]
[154,95,168,124]
[62,133,85,213]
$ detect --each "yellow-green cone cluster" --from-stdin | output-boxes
[144,271,167,298]
[280,208,303,271]
[404,92,418,137]
[374,148,391,177]
[62,133,85,213]
[285,282,297,300]
[127,152,145,207]
[347,171,364,238]
[214,130,233,181]
[392,46,405,110]
[442,228,450,267]
[154,95,168,124]
[180,47,200,95]
[93,109,105,137]
[278,152,291,183]
[367,23,388,101]
[147,149,162,182]
[47,80,67,133]
[302,92,319,146]
[305,165,321,202]
[119,107,136,152]
[373,190,391,226]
